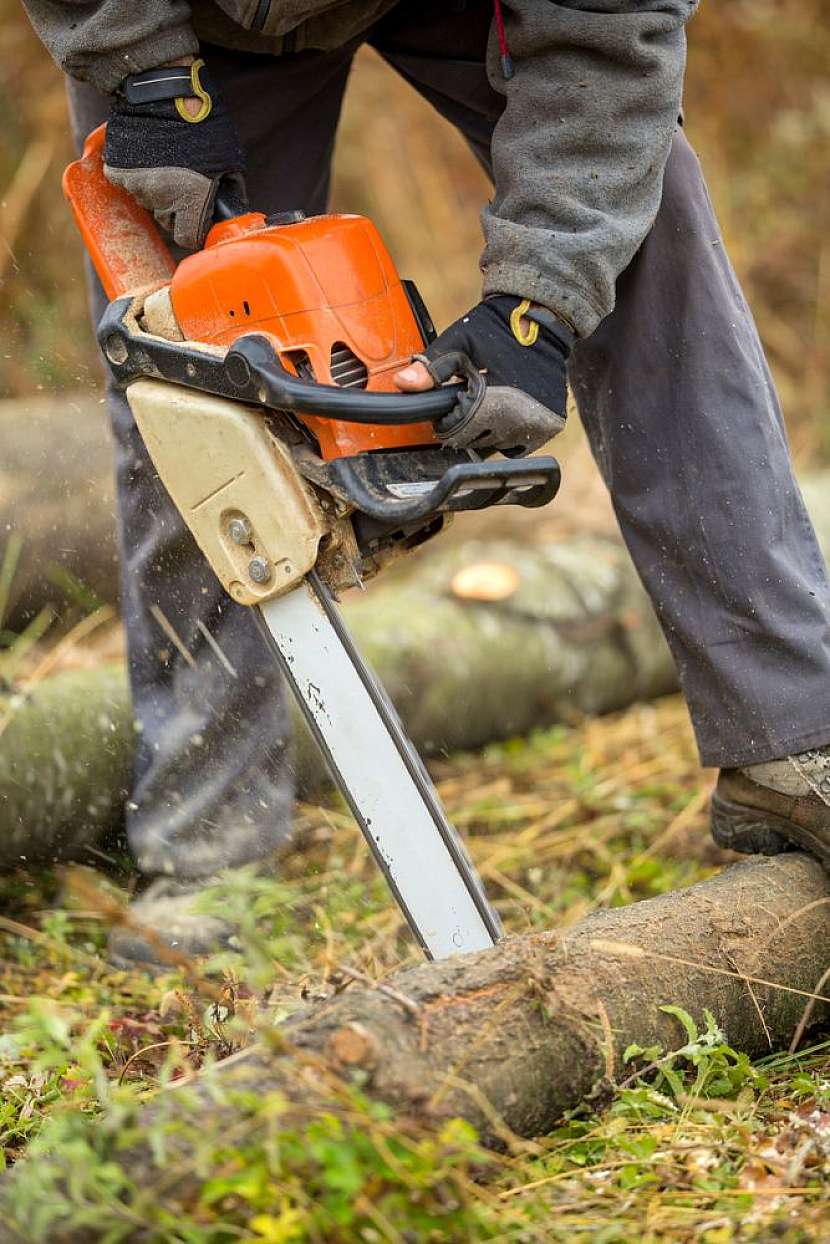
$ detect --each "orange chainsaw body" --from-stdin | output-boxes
[63,126,435,460]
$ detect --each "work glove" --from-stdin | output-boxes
[104,58,246,251]
[395,295,573,458]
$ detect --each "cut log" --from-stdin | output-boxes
[244,854,830,1139]
[0,534,677,865]
[0,666,131,868]
[0,392,118,628]
[1,853,828,1240]
[342,535,676,752]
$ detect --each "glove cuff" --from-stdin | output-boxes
[484,294,575,354]
[524,303,575,353]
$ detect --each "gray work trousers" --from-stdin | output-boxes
[67,0,830,879]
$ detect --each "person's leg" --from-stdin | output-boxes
[568,129,830,773]
[65,42,356,954]
[369,0,502,172]
[372,9,830,855]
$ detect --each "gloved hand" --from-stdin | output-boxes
[104,58,246,251]
[394,295,573,457]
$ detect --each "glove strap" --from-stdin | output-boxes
[121,59,212,123]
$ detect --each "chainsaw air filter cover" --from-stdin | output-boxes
[169,212,436,459]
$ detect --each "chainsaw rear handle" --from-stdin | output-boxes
[326,450,561,523]
[213,182,248,222]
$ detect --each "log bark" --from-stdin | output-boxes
[270,853,830,1138]
[0,393,118,628]
[1,853,828,1240]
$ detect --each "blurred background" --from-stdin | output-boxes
[1,0,829,460]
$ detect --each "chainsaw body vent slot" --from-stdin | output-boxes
[330,343,368,389]
[284,349,315,382]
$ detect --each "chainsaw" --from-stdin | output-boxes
[63,127,562,960]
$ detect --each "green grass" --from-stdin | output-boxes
[0,696,829,1240]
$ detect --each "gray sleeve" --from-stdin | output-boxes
[481,0,700,337]
[20,0,199,94]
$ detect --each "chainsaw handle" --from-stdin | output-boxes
[63,125,175,299]
[226,334,463,424]
[99,304,465,425]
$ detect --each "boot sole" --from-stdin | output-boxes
[711,791,830,867]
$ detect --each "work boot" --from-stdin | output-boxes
[711,745,830,866]
[107,876,239,971]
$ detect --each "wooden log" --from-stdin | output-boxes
[342,535,675,753]
[276,854,830,1139]
[1,853,828,1240]
[0,666,131,869]
[0,393,118,628]
[0,533,676,865]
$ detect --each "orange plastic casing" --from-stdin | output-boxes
[63,126,436,460]
[62,125,175,299]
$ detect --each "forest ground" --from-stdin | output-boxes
[2,614,830,1240]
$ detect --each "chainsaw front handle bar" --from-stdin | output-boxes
[99,299,464,425]
[228,334,466,423]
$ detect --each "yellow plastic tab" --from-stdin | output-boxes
[174,58,212,124]
[510,298,539,347]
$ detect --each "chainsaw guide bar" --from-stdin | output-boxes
[260,573,502,957]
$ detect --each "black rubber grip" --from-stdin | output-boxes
[227,335,463,424]
[98,301,464,425]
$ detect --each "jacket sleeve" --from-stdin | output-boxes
[481,0,700,337]
[20,0,199,93]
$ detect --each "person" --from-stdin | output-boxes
[19,0,830,968]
